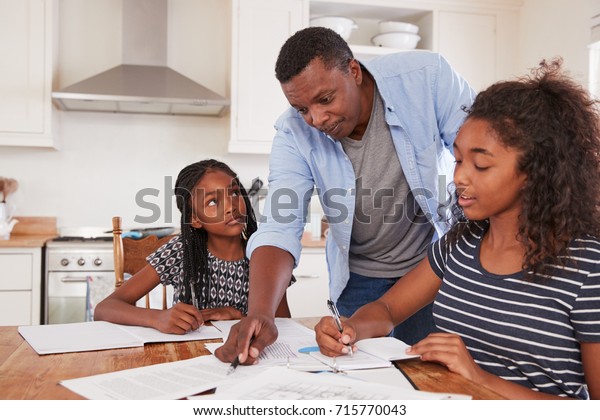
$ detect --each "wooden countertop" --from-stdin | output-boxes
[301,231,326,248]
[0,216,57,248]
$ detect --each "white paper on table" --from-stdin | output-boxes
[18,321,222,355]
[309,349,392,371]
[209,367,471,400]
[60,354,263,400]
[354,336,418,361]
[208,318,333,371]
[309,336,420,371]
[344,366,416,390]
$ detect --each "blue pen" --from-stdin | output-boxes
[327,299,353,356]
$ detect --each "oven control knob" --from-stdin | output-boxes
[60,258,69,267]
[77,258,86,266]
[93,258,102,266]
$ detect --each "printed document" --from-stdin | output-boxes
[60,354,262,400]
[207,367,471,400]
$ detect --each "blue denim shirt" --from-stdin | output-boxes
[248,50,476,301]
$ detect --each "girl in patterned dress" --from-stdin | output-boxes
[95,159,291,334]
[314,59,600,399]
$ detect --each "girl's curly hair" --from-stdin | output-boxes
[445,58,600,277]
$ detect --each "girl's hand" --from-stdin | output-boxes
[406,332,485,383]
[154,302,204,334]
[315,316,357,357]
[200,306,244,321]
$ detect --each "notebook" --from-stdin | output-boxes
[309,336,417,371]
[18,321,223,355]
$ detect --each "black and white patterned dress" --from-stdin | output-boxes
[146,236,249,314]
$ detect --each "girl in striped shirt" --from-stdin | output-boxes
[315,59,600,399]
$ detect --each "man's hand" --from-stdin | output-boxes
[214,315,278,364]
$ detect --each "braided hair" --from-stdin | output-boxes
[174,159,257,306]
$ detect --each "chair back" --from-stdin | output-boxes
[112,216,174,309]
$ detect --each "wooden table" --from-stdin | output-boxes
[0,325,504,400]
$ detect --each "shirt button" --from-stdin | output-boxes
[345,220,349,224]
[342,246,347,250]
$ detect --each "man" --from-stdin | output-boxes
[216,27,475,364]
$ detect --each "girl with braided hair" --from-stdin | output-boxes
[95,159,291,334]
[315,59,600,399]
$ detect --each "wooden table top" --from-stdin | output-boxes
[0,324,504,400]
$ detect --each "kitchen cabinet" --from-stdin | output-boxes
[310,0,519,91]
[0,248,42,326]
[288,248,330,318]
[228,0,308,154]
[0,0,56,148]
[227,0,519,155]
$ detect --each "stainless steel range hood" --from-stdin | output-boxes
[52,0,229,117]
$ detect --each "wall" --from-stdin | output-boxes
[0,0,270,230]
[518,0,598,84]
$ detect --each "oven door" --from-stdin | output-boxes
[45,271,115,324]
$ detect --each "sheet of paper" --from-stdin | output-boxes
[354,336,418,361]
[18,321,222,355]
[344,366,416,390]
[209,318,332,371]
[209,367,471,400]
[60,355,263,400]
[121,324,222,343]
[309,349,392,371]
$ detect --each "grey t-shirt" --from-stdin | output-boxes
[340,89,434,278]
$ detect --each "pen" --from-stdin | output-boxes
[226,337,254,375]
[327,299,353,356]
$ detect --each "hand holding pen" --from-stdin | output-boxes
[327,299,354,356]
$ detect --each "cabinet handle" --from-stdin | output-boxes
[60,276,89,283]
[295,274,320,279]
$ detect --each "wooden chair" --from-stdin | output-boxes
[112,216,174,310]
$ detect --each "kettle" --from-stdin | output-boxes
[0,202,18,240]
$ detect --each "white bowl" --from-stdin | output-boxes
[309,16,357,40]
[371,32,421,49]
[378,20,419,34]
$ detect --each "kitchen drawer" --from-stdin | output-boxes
[0,253,33,289]
[288,250,330,318]
[0,290,32,325]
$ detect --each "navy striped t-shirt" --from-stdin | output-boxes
[428,222,600,399]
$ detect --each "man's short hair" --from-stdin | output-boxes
[275,27,354,83]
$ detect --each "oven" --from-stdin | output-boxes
[44,235,115,324]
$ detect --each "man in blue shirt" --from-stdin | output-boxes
[216,27,475,364]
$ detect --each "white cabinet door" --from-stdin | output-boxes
[0,248,42,326]
[437,11,496,92]
[0,0,55,147]
[229,0,307,154]
[288,249,330,318]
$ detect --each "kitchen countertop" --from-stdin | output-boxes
[0,219,324,249]
[0,216,58,248]
[301,231,326,248]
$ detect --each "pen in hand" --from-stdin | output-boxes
[327,299,353,356]
[226,337,254,375]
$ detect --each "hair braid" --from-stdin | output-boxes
[174,159,257,307]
